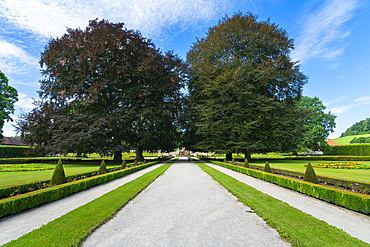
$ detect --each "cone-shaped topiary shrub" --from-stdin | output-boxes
[303,162,319,184]
[98,160,107,175]
[243,159,249,168]
[231,158,235,165]
[264,161,272,173]
[121,160,126,169]
[49,159,67,186]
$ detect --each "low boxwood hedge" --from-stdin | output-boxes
[209,160,370,215]
[0,146,30,158]
[0,160,163,219]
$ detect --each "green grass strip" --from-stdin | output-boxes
[197,162,369,247]
[5,162,172,247]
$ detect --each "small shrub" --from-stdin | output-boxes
[121,160,126,169]
[303,162,319,184]
[264,161,272,173]
[231,158,235,165]
[98,160,107,175]
[49,159,67,186]
[243,159,249,168]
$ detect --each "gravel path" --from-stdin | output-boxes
[0,163,165,246]
[205,161,370,244]
[83,159,289,247]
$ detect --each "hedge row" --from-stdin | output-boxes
[323,144,370,156]
[209,160,370,215]
[0,160,163,219]
[0,146,30,158]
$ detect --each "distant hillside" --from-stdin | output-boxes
[340,118,370,137]
[333,133,370,145]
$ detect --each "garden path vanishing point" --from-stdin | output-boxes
[204,160,370,244]
[0,162,166,246]
[83,158,289,247]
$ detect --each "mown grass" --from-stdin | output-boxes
[250,160,370,183]
[4,162,172,247]
[197,162,368,247]
[0,161,120,187]
[332,134,370,145]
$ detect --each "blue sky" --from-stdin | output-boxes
[0,0,369,139]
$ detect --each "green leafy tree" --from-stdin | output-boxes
[17,19,186,160]
[341,118,370,137]
[0,71,18,139]
[297,96,336,151]
[187,13,307,161]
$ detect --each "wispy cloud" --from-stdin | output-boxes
[291,0,360,64]
[15,92,35,110]
[324,95,347,107]
[329,95,370,114]
[0,0,227,39]
[0,39,39,74]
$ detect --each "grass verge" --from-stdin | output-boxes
[4,162,172,247]
[197,162,369,247]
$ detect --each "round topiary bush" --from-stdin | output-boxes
[243,159,249,168]
[121,160,126,169]
[264,161,272,173]
[303,162,319,184]
[98,160,107,175]
[49,159,67,186]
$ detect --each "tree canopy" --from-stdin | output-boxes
[17,19,187,160]
[341,118,370,137]
[186,13,307,160]
[0,70,18,139]
[296,96,336,151]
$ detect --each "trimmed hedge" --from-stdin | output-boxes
[0,160,162,219]
[0,146,30,158]
[209,160,370,215]
[323,144,370,156]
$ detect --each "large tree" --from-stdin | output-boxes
[0,71,18,139]
[297,96,336,151]
[18,19,186,160]
[186,13,307,161]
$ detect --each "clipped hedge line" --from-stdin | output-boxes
[0,160,163,219]
[209,160,370,215]
[323,144,370,156]
[0,146,30,158]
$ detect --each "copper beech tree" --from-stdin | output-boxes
[186,13,307,161]
[18,19,187,161]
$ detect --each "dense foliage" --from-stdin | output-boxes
[323,144,370,156]
[350,136,370,144]
[341,118,370,137]
[0,146,29,158]
[186,13,307,160]
[297,96,336,151]
[17,19,187,160]
[0,70,18,139]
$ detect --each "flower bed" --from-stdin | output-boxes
[208,160,370,215]
[0,164,55,172]
[307,161,370,169]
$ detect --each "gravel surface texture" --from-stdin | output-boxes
[83,159,289,247]
[205,161,370,244]
[0,163,165,246]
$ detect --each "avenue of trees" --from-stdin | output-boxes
[17,14,336,161]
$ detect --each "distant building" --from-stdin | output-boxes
[0,137,27,146]
[325,139,342,146]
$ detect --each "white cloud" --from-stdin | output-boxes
[0,39,39,74]
[324,95,347,106]
[328,95,370,114]
[291,0,360,64]
[0,0,226,39]
[15,93,35,110]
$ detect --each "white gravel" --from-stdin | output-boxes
[83,159,290,247]
[205,161,370,244]
[0,163,165,246]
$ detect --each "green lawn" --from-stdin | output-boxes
[250,160,370,183]
[0,161,120,187]
[332,134,370,145]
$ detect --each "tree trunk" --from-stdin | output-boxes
[113,150,122,162]
[135,145,145,162]
[292,150,298,156]
[244,150,251,162]
[226,152,232,161]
